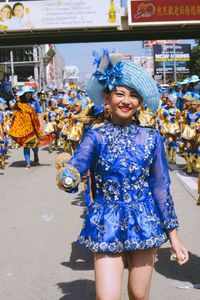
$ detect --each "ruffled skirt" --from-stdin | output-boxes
[162,123,180,135]
[44,122,58,133]
[67,123,84,141]
[77,199,169,253]
[182,125,197,140]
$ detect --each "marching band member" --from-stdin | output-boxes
[137,104,156,128]
[181,95,200,173]
[159,94,180,164]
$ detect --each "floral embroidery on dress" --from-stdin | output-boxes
[62,121,179,253]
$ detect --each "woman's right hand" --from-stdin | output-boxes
[56,165,80,193]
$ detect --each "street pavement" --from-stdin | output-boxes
[0,145,200,300]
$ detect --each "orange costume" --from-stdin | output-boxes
[9,102,55,148]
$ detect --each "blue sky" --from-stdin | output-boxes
[56,39,195,83]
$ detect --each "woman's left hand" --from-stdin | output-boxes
[168,229,189,265]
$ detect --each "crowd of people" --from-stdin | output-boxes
[0,73,200,199]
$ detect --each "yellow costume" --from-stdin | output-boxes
[159,105,180,135]
[181,110,200,140]
[137,105,156,127]
[181,106,200,173]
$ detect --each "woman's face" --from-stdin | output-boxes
[182,84,189,92]
[166,100,173,108]
[104,104,111,118]
[162,97,167,104]
[25,92,32,101]
[1,7,11,20]
[104,86,141,126]
[14,5,24,19]
[51,102,57,110]
[183,100,190,108]
[70,92,76,99]
[74,105,82,114]
[190,104,198,112]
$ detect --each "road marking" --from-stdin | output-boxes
[170,164,197,191]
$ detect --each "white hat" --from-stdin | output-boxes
[177,79,190,88]
[168,94,177,105]
[190,75,200,83]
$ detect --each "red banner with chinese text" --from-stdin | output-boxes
[129,0,200,24]
[121,55,132,60]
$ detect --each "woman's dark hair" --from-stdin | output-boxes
[13,3,24,14]
[133,111,140,125]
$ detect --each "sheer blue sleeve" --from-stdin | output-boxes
[57,131,98,193]
[149,132,179,231]
[69,131,98,176]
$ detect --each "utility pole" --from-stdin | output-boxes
[33,45,39,90]
[162,41,166,84]
[173,40,177,82]
[10,50,14,87]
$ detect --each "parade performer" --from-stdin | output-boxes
[181,95,200,174]
[9,86,55,169]
[159,94,180,164]
[44,100,60,152]
[56,51,188,300]
[176,79,190,112]
[6,99,17,149]
[62,98,87,154]
[179,93,193,155]
[189,75,200,93]
[0,117,7,168]
[2,100,15,137]
[104,103,112,119]
[156,93,168,134]
[0,101,9,151]
[137,104,156,128]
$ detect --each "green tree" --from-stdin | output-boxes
[190,39,200,76]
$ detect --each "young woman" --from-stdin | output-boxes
[44,100,59,152]
[181,96,200,173]
[159,95,181,164]
[56,52,189,300]
[9,86,54,169]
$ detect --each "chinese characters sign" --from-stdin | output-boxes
[128,0,200,25]
[153,44,191,75]
[0,0,121,31]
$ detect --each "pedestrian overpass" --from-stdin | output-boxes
[0,0,199,46]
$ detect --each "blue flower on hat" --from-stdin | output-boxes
[94,61,123,91]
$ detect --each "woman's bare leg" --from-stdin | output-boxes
[127,248,157,300]
[94,252,126,300]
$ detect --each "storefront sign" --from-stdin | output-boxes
[143,40,180,48]
[128,0,200,25]
[0,0,121,31]
[153,44,191,75]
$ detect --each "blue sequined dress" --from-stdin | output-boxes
[60,121,179,253]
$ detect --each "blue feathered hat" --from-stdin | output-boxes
[87,50,160,113]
